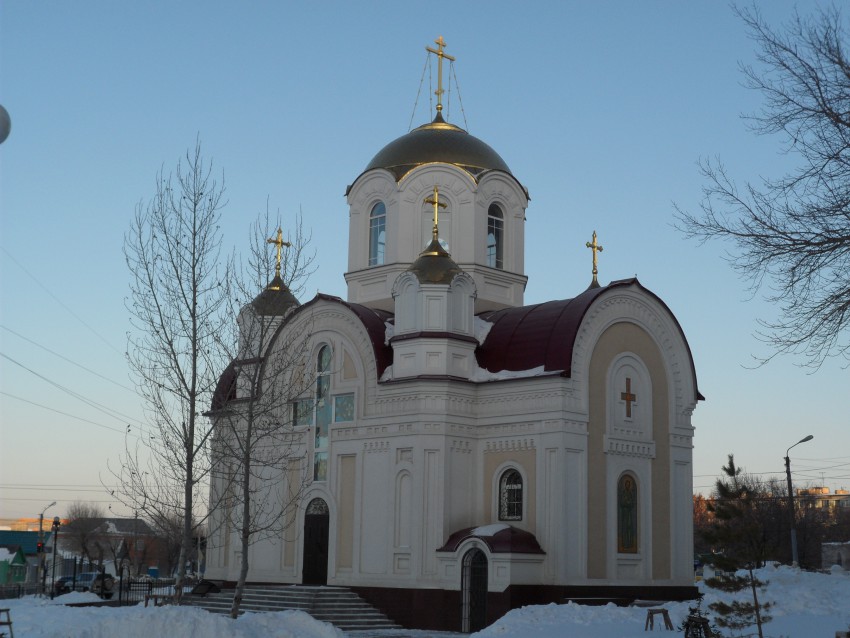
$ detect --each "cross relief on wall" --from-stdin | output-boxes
[620,377,637,419]
[609,362,650,440]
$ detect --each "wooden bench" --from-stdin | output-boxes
[144,593,173,607]
[0,608,13,638]
[645,607,673,631]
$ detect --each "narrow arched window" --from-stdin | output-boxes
[498,469,522,521]
[487,204,504,269]
[368,202,386,266]
[617,473,638,553]
[313,345,332,481]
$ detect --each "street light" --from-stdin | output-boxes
[785,434,814,567]
[49,516,61,600]
[37,501,56,596]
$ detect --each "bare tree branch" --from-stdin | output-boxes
[675,6,850,368]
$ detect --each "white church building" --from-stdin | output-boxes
[206,39,702,633]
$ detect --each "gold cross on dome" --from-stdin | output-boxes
[426,35,456,114]
[621,377,637,418]
[424,186,447,242]
[266,227,291,279]
[585,230,604,287]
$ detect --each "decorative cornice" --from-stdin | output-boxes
[450,440,472,454]
[604,435,655,458]
[364,441,390,453]
[389,331,478,345]
[484,438,536,453]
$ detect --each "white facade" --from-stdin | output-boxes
[207,101,701,632]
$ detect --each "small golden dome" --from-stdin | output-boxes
[407,238,464,285]
[251,274,300,316]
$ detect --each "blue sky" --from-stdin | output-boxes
[1,1,846,520]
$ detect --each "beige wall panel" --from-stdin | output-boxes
[337,455,356,569]
[587,322,671,579]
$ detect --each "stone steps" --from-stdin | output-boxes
[183,585,401,631]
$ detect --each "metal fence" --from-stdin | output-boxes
[0,583,39,599]
[116,577,178,605]
[2,558,197,605]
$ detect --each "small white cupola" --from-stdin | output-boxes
[388,186,477,380]
[235,228,300,395]
[344,37,529,314]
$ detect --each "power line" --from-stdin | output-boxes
[0,390,133,436]
[1,497,118,504]
[0,324,135,393]
[0,245,122,355]
[0,351,144,427]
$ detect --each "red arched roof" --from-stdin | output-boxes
[476,278,702,400]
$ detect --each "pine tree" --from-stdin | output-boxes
[702,455,773,637]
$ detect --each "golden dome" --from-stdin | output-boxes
[363,113,513,181]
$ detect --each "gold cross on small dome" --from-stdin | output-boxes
[267,227,292,279]
[585,230,604,288]
[424,186,447,242]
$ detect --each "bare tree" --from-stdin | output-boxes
[210,211,316,617]
[676,6,850,368]
[147,508,185,577]
[119,139,231,599]
[64,502,106,565]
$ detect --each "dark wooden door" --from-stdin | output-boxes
[462,548,488,632]
[302,499,329,585]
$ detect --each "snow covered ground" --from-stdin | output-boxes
[2,565,848,637]
[476,565,850,638]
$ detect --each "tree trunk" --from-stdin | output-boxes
[230,415,253,619]
[749,566,764,638]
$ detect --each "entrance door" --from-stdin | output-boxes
[302,498,329,585]
[461,548,488,633]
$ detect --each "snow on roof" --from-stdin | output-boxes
[470,364,559,382]
[474,316,494,344]
[471,523,510,537]
[0,548,12,561]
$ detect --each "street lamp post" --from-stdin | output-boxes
[37,501,56,596]
[49,516,61,600]
[785,434,814,567]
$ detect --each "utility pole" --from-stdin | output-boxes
[37,501,56,596]
[49,516,61,600]
[785,434,814,567]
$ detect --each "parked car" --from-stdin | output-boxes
[74,572,115,599]
[53,575,74,595]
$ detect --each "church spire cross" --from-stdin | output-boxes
[620,377,637,418]
[266,227,292,281]
[424,186,447,242]
[585,230,604,288]
[426,35,455,114]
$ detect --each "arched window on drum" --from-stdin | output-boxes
[487,204,504,269]
[368,202,386,266]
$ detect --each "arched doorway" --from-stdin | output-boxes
[461,547,488,633]
[302,498,329,585]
